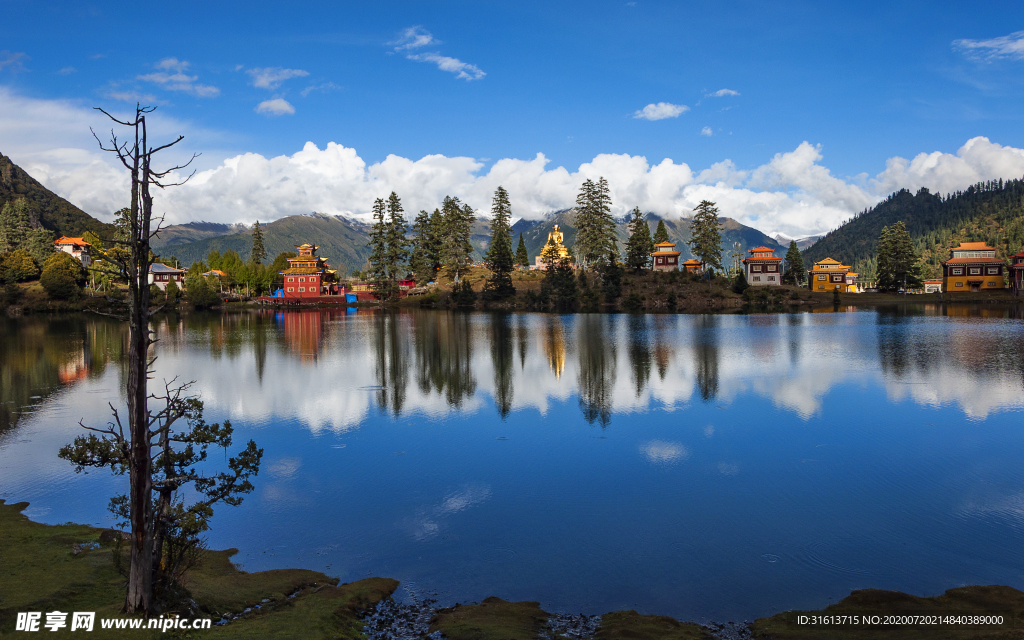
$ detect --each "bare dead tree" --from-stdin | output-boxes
[90,105,194,614]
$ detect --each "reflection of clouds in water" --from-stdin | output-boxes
[411,484,493,541]
[958,492,1024,524]
[704,425,715,438]
[639,440,690,464]
[267,457,302,479]
[717,462,739,475]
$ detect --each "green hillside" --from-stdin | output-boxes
[0,151,115,238]
[151,221,247,250]
[159,214,373,275]
[803,179,1024,279]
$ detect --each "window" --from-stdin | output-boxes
[752,265,762,272]
[287,287,294,292]
[969,268,981,275]
[955,282,963,287]
[288,277,294,282]
[951,268,963,275]
[767,276,775,281]
[299,287,305,292]
[987,267,999,274]
[817,275,826,281]
[767,265,776,272]
[753,276,760,282]
[817,285,824,289]
[657,257,663,264]
[988,281,998,286]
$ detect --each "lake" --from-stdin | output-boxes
[2,306,1024,622]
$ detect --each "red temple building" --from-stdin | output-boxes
[743,246,783,286]
[1010,249,1024,296]
[280,243,339,299]
[650,241,681,272]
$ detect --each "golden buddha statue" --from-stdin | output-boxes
[542,224,570,260]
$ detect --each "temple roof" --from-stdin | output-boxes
[814,257,842,265]
[654,241,676,247]
[682,259,702,265]
[54,236,90,246]
[743,256,781,262]
[942,257,1005,265]
[952,242,996,251]
[748,246,775,253]
[281,267,325,275]
[149,263,185,274]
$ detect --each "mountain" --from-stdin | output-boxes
[773,233,822,251]
[157,213,373,275]
[0,151,115,238]
[510,209,783,266]
[802,180,1024,279]
[151,222,248,250]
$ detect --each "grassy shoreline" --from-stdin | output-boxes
[4,499,1023,639]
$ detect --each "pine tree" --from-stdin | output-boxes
[783,240,805,285]
[409,209,436,284]
[687,200,723,273]
[876,221,924,292]
[440,196,474,282]
[367,197,390,300]
[251,220,267,265]
[624,207,654,272]
[0,198,33,254]
[482,186,516,301]
[652,219,670,244]
[515,232,529,267]
[385,191,410,282]
[428,208,444,273]
[574,177,617,269]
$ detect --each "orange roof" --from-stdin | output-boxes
[54,236,90,246]
[748,246,775,253]
[1010,250,1024,259]
[924,279,942,283]
[650,251,680,256]
[202,269,227,277]
[814,257,842,265]
[942,257,1005,265]
[681,259,702,265]
[743,256,781,262]
[653,241,676,247]
[953,242,996,251]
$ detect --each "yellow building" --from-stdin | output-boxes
[807,257,850,291]
[941,242,1006,292]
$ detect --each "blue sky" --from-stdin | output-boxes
[2,1,1024,236]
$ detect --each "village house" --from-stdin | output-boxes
[941,242,1005,292]
[280,243,339,298]
[743,246,782,286]
[923,279,943,294]
[681,258,703,274]
[808,257,853,291]
[53,236,91,267]
[650,241,680,272]
[148,263,186,290]
[1009,250,1024,296]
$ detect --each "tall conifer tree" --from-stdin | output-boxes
[574,177,617,269]
[482,186,516,300]
[783,240,805,285]
[653,219,670,244]
[515,233,529,267]
[440,196,474,281]
[876,221,924,291]
[625,207,654,272]
[367,197,390,300]
[409,209,437,284]
[251,220,267,265]
[687,200,723,273]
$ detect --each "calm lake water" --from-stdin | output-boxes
[2,306,1024,622]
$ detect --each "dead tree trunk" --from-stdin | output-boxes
[93,105,194,614]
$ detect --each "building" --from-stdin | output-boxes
[53,236,91,267]
[280,243,339,298]
[148,263,186,290]
[742,246,782,286]
[807,257,851,291]
[923,279,943,294]
[1009,250,1024,296]
[650,241,680,272]
[531,225,571,270]
[844,271,860,293]
[681,258,703,274]
[941,242,1005,293]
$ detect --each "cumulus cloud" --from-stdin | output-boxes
[406,53,485,80]
[247,66,310,90]
[138,57,219,97]
[391,26,439,50]
[954,30,1024,61]
[255,98,295,116]
[633,102,689,121]
[707,88,740,97]
[700,127,713,137]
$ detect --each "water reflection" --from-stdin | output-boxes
[490,313,514,419]
[577,315,617,426]
[414,312,476,408]
[693,315,719,403]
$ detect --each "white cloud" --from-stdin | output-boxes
[138,58,219,97]
[633,102,689,121]
[954,30,1024,61]
[301,82,341,97]
[247,67,310,90]
[406,53,485,81]
[0,51,28,73]
[105,90,160,104]
[707,88,740,97]
[640,440,690,463]
[57,66,77,75]
[391,26,439,50]
[700,127,713,137]
[255,98,295,116]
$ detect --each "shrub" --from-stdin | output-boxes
[1,249,40,283]
[188,276,220,309]
[40,252,86,300]
[165,278,180,305]
[452,279,477,307]
[731,271,750,294]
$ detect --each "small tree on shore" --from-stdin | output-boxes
[482,186,516,301]
[250,221,267,265]
[624,207,654,273]
[514,233,529,268]
[783,240,805,285]
[40,252,86,300]
[652,219,670,245]
[687,200,723,273]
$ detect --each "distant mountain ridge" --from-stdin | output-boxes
[0,151,115,238]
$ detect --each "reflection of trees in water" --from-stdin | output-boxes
[786,313,803,365]
[490,313,515,419]
[373,312,410,416]
[0,316,125,433]
[627,315,651,397]
[413,311,476,408]
[693,315,719,402]
[877,313,913,378]
[516,314,529,371]
[577,314,616,426]
[652,315,674,381]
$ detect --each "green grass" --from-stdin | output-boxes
[0,499,396,639]
[429,596,551,640]
[595,610,714,639]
